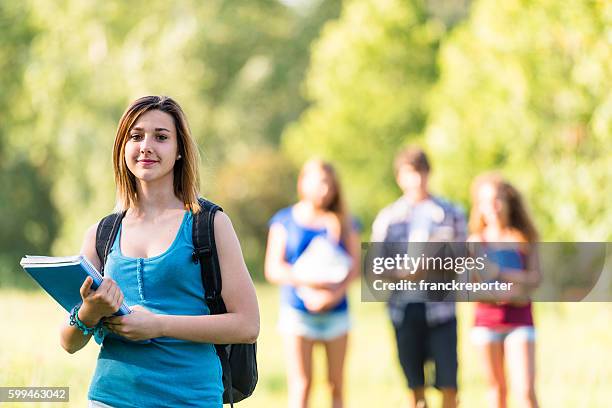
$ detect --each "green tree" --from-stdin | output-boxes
[0,2,59,286]
[282,0,449,227]
[212,149,298,280]
[425,0,612,240]
[1,0,341,285]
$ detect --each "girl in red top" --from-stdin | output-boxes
[468,173,541,408]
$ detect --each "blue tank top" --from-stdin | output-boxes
[269,206,349,314]
[88,211,223,408]
[487,247,524,271]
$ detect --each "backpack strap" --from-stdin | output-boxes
[192,198,227,312]
[192,197,236,406]
[95,211,126,275]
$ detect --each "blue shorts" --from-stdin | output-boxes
[278,306,350,341]
[471,325,536,345]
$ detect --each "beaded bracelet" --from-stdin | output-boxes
[69,303,104,338]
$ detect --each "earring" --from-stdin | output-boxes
[177,155,182,160]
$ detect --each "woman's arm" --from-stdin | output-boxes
[329,226,361,296]
[499,244,542,288]
[132,212,260,344]
[264,224,296,286]
[59,223,125,353]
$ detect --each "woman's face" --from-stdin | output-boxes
[299,166,336,209]
[477,182,504,226]
[124,109,179,185]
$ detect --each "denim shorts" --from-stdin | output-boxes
[471,325,536,345]
[278,306,350,341]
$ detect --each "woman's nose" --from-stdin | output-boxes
[140,135,153,152]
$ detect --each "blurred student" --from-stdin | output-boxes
[469,173,541,408]
[371,147,466,408]
[59,95,259,408]
[265,159,360,408]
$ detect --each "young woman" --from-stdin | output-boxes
[265,159,360,408]
[468,173,541,408]
[59,95,259,408]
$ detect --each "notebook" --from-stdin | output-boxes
[292,236,352,285]
[20,254,131,316]
[19,254,158,344]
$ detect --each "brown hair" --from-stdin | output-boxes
[112,95,201,213]
[298,159,351,243]
[394,146,431,175]
[469,173,539,242]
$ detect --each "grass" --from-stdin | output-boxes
[0,284,611,407]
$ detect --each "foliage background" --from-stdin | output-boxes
[1,0,610,405]
[1,0,609,286]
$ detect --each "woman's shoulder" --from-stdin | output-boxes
[82,221,102,248]
[268,206,294,227]
[212,209,232,232]
[81,221,102,271]
[503,229,528,244]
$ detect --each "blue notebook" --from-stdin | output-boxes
[20,254,131,315]
[20,254,152,344]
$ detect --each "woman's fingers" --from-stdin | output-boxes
[98,278,119,304]
[93,277,110,299]
[113,288,124,312]
[105,316,120,325]
[79,276,94,300]
[84,277,125,317]
[104,316,123,335]
[105,281,118,303]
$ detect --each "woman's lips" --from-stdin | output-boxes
[138,160,158,166]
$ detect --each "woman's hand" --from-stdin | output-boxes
[104,305,161,341]
[302,288,344,313]
[78,276,125,327]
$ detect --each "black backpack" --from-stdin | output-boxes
[95,197,258,406]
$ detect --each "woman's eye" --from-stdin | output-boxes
[130,134,142,140]
[157,134,168,140]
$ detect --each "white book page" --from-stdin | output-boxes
[292,236,352,285]
[20,255,82,265]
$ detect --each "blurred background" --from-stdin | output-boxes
[1,0,610,406]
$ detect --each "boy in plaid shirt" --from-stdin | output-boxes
[371,147,466,408]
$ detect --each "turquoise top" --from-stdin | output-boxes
[88,211,223,408]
